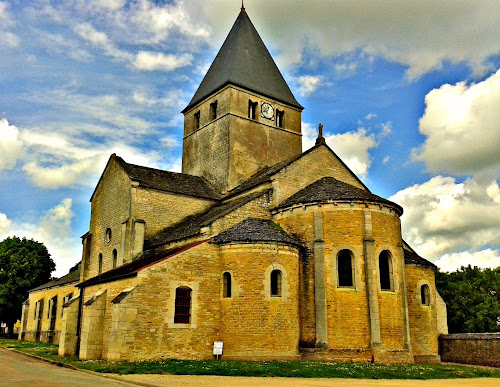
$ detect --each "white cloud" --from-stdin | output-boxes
[413,69,500,176]
[159,136,180,150]
[325,129,376,177]
[133,89,185,108]
[74,22,132,61]
[296,75,323,97]
[380,121,392,136]
[132,51,193,72]
[0,31,20,48]
[365,113,376,121]
[302,123,376,177]
[0,118,23,171]
[0,200,81,277]
[27,89,152,135]
[390,176,500,267]
[0,2,14,28]
[0,212,11,234]
[203,1,499,78]
[128,0,211,43]
[90,0,126,12]
[435,249,500,272]
[23,159,98,189]
[383,156,390,165]
[38,31,93,62]
[0,1,19,48]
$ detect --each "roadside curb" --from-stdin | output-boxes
[0,347,153,386]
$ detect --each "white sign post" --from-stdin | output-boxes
[213,341,223,359]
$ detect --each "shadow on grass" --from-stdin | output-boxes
[1,338,498,379]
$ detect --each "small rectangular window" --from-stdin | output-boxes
[248,100,258,119]
[209,101,218,121]
[174,287,192,324]
[271,270,282,297]
[193,110,200,130]
[276,109,284,128]
[223,272,232,298]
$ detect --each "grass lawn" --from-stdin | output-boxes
[1,338,499,379]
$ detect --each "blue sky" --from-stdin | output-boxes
[0,0,499,276]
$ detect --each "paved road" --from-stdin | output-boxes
[115,374,500,387]
[0,348,135,386]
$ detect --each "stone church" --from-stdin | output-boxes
[20,7,448,364]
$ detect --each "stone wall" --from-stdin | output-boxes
[271,145,366,207]
[405,265,440,362]
[274,201,412,363]
[20,282,78,344]
[182,85,302,192]
[87,157,131,279]
[133,187,215,240]
[219,243,301,359]
[439,333,500,367]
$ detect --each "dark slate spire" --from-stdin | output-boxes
[182,9,303,113]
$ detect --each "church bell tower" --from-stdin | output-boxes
[181,6,303,193]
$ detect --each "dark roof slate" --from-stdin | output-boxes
[274,177,403,213]
[30,263,81,292]
[146,190,272,247]
[115,156,221,200]
[212,218,301,247]
[183,9,302,112]
[404,249,436,269]
[78,240,208,288]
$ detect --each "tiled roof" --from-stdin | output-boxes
[116,156,221,200]
[146,190,272,247]
[30,263,81,292]
[274,177,403,214]
[212,218,302,247]
[404,249,436,269]
[183,9,302,112]
[78,240,208,288]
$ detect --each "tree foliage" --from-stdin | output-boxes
[436,265,500,333]
[0,237,55,334]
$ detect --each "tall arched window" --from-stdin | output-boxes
[379,250,393,291]
[223,272,232,298]
[421,284,430,305]
[174,287,192,324]
[98,253,103,274]
[338,250,354,287]
[270,270,282,297]
[112,249,118,269]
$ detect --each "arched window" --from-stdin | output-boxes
[174,287,192,324]
[338,250,354,287]
[379,250,393,291]
[421,284,430,306]
[98,253,103,274]
[270,270,282,297]
[105,228,112,243]
[112,249,118,269]
[223,272,232,298]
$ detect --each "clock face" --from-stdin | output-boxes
[261,102,274,120]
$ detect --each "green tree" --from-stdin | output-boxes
[0,237,55,337]
[436,265,500,333]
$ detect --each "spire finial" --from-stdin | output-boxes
[315,123,326,146]
[241,0,245,11]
